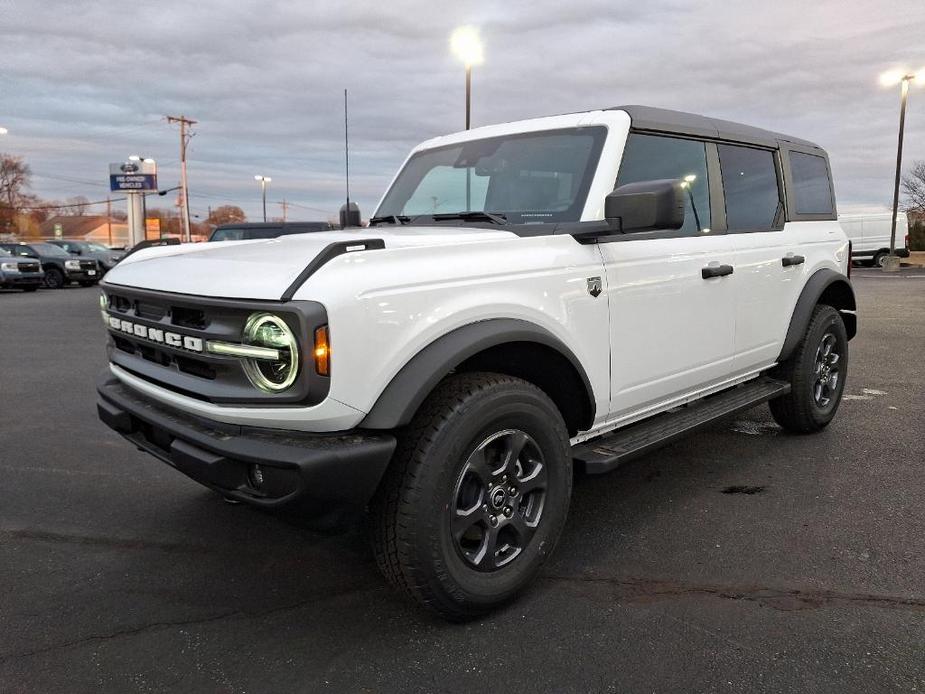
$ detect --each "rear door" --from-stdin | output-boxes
[598,132,736,419]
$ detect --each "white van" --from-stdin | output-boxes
[839,212,910,267]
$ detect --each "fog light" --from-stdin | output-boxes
[248,464,264,489]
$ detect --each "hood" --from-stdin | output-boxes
[101,227,516,300]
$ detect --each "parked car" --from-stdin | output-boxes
[47,240,124,274]
[0,246,44,291]
[96,106,855,620]
[838,213,911,267]
[0,242,101,288]
[208,222,335,242]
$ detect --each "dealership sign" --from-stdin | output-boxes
[109,160,157,192]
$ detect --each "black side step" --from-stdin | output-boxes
[572,377,790,475]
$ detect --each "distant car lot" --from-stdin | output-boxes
[0,267,922,692]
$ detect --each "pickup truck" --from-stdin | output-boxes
[96,106,856,620]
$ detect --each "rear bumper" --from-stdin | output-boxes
[97,374,396,514]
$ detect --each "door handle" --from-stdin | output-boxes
[701,264,734,279]
[781,255,805,267]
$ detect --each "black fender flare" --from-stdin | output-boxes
[778,268,857,362]
[359,318,596,430]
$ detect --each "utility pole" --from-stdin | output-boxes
[280,199,288,222]
[166,115,197,241]
[106,196,112,246]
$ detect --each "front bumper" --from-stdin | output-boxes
[97,374,396,514]
[66,268,100,282]
[0,272,43,287]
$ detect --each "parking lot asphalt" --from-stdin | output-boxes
[1,269,923,693]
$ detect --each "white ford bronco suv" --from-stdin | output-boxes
[97,106,856,620]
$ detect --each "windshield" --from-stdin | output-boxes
[79,242,112,253]
[0,248,10,257]
[29,243,71,257]
[375,127,607,225]
[210,227,281,242]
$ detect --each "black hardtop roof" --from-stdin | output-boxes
[610,105,824,152]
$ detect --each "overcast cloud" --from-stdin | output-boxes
[2,0,925,221]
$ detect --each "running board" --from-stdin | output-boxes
[572,377,790,475]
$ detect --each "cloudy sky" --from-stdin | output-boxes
[3,0,925,222]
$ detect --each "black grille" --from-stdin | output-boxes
[102,285,328,406]
[18,262,40,273]
[80,260,97,270]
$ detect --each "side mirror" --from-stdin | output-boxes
[604,179,685,234]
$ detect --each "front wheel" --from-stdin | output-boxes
[369,373,572,621]
[44,268,65,289]
[769,305,848,433]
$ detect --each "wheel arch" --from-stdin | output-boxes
[778,268,857,363]
[359,318,596,435]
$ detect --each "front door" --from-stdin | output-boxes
[599,132,736,420]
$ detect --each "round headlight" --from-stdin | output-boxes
[242,313,299,392]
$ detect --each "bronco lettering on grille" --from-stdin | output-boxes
[107,315,203,353]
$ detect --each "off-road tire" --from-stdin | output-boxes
[369,372,572,621]
[769,304,848,433]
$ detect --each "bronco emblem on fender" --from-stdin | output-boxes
[587,276,602,298]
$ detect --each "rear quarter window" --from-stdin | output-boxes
[789,152,834,215]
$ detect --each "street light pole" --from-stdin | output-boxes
[451,26,483,131]
[255,175,271,222]
[888,75,912,267]
[465,65,472,130]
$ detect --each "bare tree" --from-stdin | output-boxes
[901,160,925,213]
[62,195,91,216]
[0,154,32,229]
[206,205,247,226]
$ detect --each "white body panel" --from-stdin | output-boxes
[101,108,851,441]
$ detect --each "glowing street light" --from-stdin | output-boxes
[450,26,484,130]
[255,175,272,222]
[0,127,7,135]
[879,68,922,271]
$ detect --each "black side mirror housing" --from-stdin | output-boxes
[605,179,685,234]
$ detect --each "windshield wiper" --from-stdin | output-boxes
[369,215,411,226]
[431,211,508,225]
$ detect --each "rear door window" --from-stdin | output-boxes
[789,152,834,215]
[717,145,782,232]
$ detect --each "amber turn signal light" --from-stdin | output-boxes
[314,325,330,376]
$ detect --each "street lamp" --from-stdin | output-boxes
[254,175,272,222]
[879,68,923,272]
[0,127,7,135]
[450,26,484,130]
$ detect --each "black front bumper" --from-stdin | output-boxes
[1,275,43,288]
[97,375,396,514]
[67,269,100,282]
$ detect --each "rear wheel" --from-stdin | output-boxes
[769,305,848,433]
[369,373,572,621]
[872,251,888,268]
[44,268,65,289]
